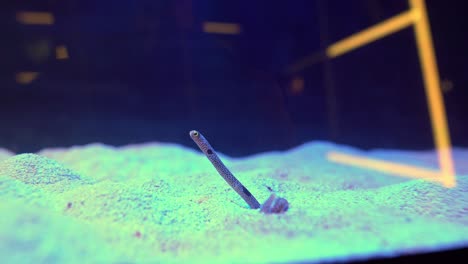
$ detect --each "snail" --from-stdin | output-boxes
[260,193,289,214]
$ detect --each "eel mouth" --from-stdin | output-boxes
[189,130,199,138]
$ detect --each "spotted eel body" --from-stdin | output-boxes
[189,130,261,209]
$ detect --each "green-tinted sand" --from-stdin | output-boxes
[0,142,467,263]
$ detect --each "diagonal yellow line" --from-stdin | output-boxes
[327,151,445,185]
[287,9,419,72]
[409,0,456,188]
[326,9,419,58]
[289,0,457,187]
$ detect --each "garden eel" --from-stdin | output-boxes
[190,130,261,209]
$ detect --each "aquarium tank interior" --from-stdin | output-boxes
[1,0,467,263]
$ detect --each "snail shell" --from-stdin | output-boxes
[260,193,289,214]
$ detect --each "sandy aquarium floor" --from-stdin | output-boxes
[0,141,467,263]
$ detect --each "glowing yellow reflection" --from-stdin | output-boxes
[327,152,455,187]
[322,0,456,188]
[16,12,54,25]
[56,45,69,60]
[16,72,39,84]
[326,10,419,58]
[203,22,241,35]
[409,0,455,188]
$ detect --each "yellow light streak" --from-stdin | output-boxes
[409,0,455,188]
[326,9,419,58]
[202,22,241,35]
[327,151,445,185]
[16,11,54,25]
[287,0,456,187]
[16,72,39,85]
[56,45,69,60]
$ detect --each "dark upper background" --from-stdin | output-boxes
[1,0,467,156]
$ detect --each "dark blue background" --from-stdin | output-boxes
[1,0,467,156]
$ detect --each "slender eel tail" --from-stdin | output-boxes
[189,130,261,209]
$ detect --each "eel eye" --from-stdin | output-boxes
[193,131,199,137]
